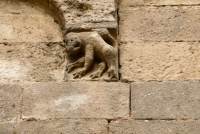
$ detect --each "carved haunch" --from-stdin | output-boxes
[65,28,118,80]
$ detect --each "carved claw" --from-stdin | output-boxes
[73,69,86,79]
[90,72,102,79]
[66,63,75,72]
[107,69,116,80]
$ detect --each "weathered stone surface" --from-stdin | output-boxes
[119,0,200,6]
[0,0,62,42]
[0,85,22,122]
[0,43,65,83]
[120,42,200,82]
[119,7,200,42]
[22,82,129,119]
[0,122,16,134]
[0,119,108,134]
[131,82,200,119]
[110,120,200,134]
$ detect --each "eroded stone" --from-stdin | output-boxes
[119,0,200,6]
[120,42,200,82]
[0,43,65,83]
[0,119,108,134]
[0,0,62,42]
[131,82,200,119]
[110,120,200,134]
[0,85,22,122]
[22,82,129,119]
[119,6,200,42]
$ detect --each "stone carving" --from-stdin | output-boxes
[65,28,117,80]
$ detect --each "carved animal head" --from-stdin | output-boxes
[65,33,82,55]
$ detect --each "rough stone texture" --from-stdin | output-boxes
[110,120,200,134]
[119,0,200,6]
[0,43,65,83]
[22,82,129,119]
[0,85,22,122]
[120,42,200,82]
[0,119,108,134]
[119,7,200,42]
[0,0,63,42]
[131,82,200,119]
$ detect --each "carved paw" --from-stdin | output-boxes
[73,69,86,79]
[107,69,116,79]
[66,63,75,72]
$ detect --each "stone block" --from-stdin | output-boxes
[120,42,200,82]
[0,85,22,122]
[0,119,108,134]
[0,5,62,42]
[119,7,200,42]
[22,82,129,119]
[131,82,200,119]
[119,0,200,6]
[109,120,200,134]
[0,43,65,83]
[0,122,16,134]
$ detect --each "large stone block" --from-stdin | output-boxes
[0,43,65,83]
[109,120,200,134]
[119,0,200,6]
[131,82,200,119]
[0,85,22,122]
[119,7,200,42]
[22,82,129,119]
[120,42,200,82]
[0,119,108,134]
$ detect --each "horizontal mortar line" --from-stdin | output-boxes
[131,118,200,121]
[120,4,200,8]
[0,42,64,43]
[120,79,200,83]
[21,117,130,121]
[119,40,200,44]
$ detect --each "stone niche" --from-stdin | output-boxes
[64,27,118,81]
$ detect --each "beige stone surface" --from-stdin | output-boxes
[0,85,22,122]
[119,7,200,42]
[119,0,200,6]
[110,120,200,134]
[0,0,63,42]
[120,42,200,82]
[49,0,116,26]
[0,43,65,83]
[0,122,16,134]
[22,82,129,119]
[131,82,200,119]
[0,119,108,134]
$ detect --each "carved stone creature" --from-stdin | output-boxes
[65,29,117,80]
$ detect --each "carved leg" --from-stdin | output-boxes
[90,62,106,79]
[104,48,117,80]
[66,57,85,72]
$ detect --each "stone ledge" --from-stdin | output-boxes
[109,120,200,134]
[0,119,108,134]
[131,82,200,119]
[22,82,129,119]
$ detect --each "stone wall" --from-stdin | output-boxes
[1,0,200,133]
